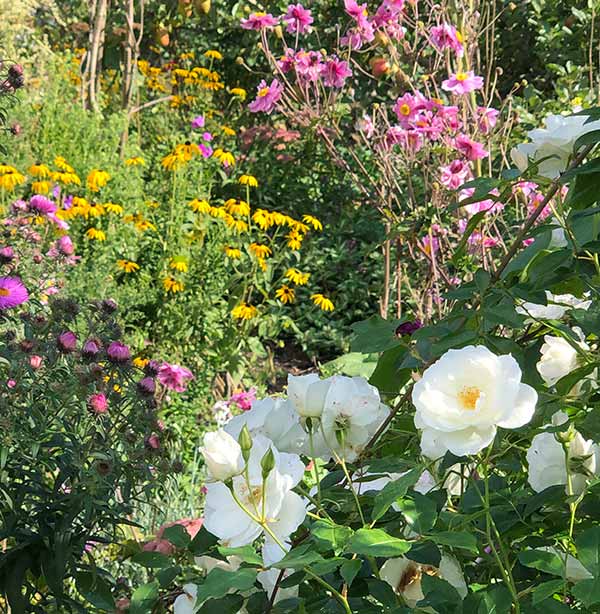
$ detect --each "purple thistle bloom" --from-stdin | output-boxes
[29,195,57,215]
[191,115,205,129]
[144,360,161,377]
[107,341,131,363]
[57,330,78,352]
[82,338,101,359]
[0,277,28,309]
[137,377,156,396]
[0,247,15,263]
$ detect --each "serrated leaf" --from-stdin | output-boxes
[345,528,411,557]
[196,568,257,604]
[371,468,421,521]
[311,520,354,551]
[427,531,478,553]
[217,545,262,566]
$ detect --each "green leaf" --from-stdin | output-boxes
[311,520,354,552]
[350,315,402,353]
[156,565,181,588]
[197,594,245,614]
[576,526,600,576]
[555,362,598,395]
[161,524,191,549]
[131,551,172,568]
[196,568,257,604]
[369,345,411,395]
[396,492,437,534]
[340,559,362,587]
[217,545,262,566]
[76,572,116,611]
[418,575,462,612]
[427,531,478,554]
[574,129,600,153]
[518,549,564,576]
[572,577,600,606]
[532,579,564,605]
[463,586,512,613]
[345,528,411,557]
[189,526,219,555]
[371,468,422,521]
[129,581,159,614]
[272,543,324,569]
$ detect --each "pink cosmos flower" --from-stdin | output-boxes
[478,107,500,134]
[459,188,504,217]
[373,0,405,26]
[438,104,461,130]
[344,0,368,20]
[248,79,284,114]
[157,362,194,392]
[440,159,473,190]
[191,115,205,129]
[385,126,423,152]
[240,12,279,30]
[430,24,464,56]
[442,71,484,95]
[455,134,489,160]
[322,57,352,88]
[295,50,325,81]
[393,92,425,126]
[283,3,313,34]
[0,276,28,309]
[277,50,297,73]
[228,387,257,411]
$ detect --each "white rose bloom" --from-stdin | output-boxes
[319,375,390,461]
[527,414,600,495]
[380,555,467,609]
[200,429,244,481]
[536,327,589,389]
[287,373,333,418]
[225,396,307,454]
[203,435,306,549]
[194,554,242,575]
[511,114,600,179]
[173,583,198,614]
[516,291,592,321]
[413,346,537,458]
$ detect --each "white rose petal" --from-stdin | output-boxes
[287,373,332,418]
[536,327,589,390]
[173,583,198,614]
[200,429,244,481]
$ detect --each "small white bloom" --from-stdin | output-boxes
[203,435,306,549]
[200,429,244,481]
[173,583,198,614]
[516,291,592,321]
[413,346,537,457]
[536,327,589,389]
[380,555,467,609]
[319,375,390,461]
[287,373,333,418]
[211,400,232,428]
[225,396,307,454]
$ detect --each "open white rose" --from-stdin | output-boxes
[527,413,600,495]
[200,429,244,481]
[319,375,390,461]
[203,435,306,550]
[287,373,333,418]
[413,346,537,458]
[173,583,198,614]
[536,327,590,390]
[516,291,591,321]
[511,114,600,179]
[380,555,467,609]
[225,396,307,454]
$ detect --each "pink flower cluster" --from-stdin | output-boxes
[157,362,194,393]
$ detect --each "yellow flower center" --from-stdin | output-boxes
[258,87,270,97]
[458,386,481,411]
[455,72,468,82]
[399,103,411,116]
[0,289,10,297]
[456,30,464,43]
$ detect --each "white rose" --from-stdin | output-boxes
[536,327,589,389]
[194,554,242,575]
[200,429,244,481]
[287,373,332,418]
[413,346,537,457]
[173,583,198,614]
[516,291,591,321]
[225,396,307,454]
[380,555,467,609]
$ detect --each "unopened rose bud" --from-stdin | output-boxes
[30,355,42,369]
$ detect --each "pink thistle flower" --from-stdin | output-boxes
[322,57,352,88]
[88,393,108,415]
[0,277,28,309]
[430,24,464,56]
[442,71,484,95]
[107,341,131,363]
[248,79,284,114]
[228,387,257,411]
[57,235,74,256]
[7,379,16,389]
[440,159,473,190]
[478,106,500,134]
[283,3,313,34]
[455,134,489,160]
[57,331,77,353]
[157,362,194,392]
[240,12,279,30]
[0,246,14,263]
[29,195,57,215]
[145,433,160,450]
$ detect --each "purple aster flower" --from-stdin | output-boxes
[63,195,74,209]
[57,330,77,352]
[248,79,284,114]
[29,195,57,215]
[202,131,213,142]
[191,115,205,129]
[107,341,131,363]
[157,362,194,392]
[57,235,74,256]
[198,143,213,158]
[0,277,28,309]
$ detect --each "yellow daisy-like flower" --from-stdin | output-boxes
[204,49,223,60]
[271,211,288,226]
[133,357,149,369]
[125,156,145,166]
[85,228,106,241]
[163,277,185,293]
[54,156,74,173]
[87,169,111,192]
[311,293,335,311]
[53,171,81,185]
[291,220,310,234]
[238,174,258,187]
[104,202,124,215]
[303,214,323,231]
[135,219,156,232]
[0,163,17,175]
[0,170,26,191]
[209,206,227,219]
[190,199,211,213]
[224,246,242,259]
[31,180,51,194]
[175,142,199,160]
[231,219,248,233]
[285,268,311,285]
[221,125,236,136]
[276,285,296,304]
[252,209,273,230]
[257,257,268,272]
[146,200,160,209]
[28,163,51,178]
[230,87,247,100]
[88,203,105,217]
[249,243,272,259]
[161,152,186,171]
[170,256,189,273]
[117,259,140,273]
[213,148,235,167]
[231,302,258,320]
[286,230,303,250]
[224,198,250,217]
